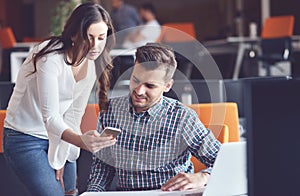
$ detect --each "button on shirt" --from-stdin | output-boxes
[87,96,221,191]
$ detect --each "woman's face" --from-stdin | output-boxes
[86,21,108,60]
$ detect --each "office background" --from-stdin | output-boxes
[1,0,300,42]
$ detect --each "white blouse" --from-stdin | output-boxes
[4,41,97,169]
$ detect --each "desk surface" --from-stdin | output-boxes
[80,189,205,196]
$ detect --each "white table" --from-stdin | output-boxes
[109,48,136,57]
[80,188,205,196]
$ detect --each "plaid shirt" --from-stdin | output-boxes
[87,96,221,191]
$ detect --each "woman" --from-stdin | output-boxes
[3,2,116,196]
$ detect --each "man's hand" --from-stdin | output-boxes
[161,172,210,191]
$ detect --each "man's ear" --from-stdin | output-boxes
[164,79,174,93]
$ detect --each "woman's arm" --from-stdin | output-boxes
[62,129,116,153]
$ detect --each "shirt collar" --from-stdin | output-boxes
[126,95,165,117]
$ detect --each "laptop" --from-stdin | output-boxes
[200,141,247,196]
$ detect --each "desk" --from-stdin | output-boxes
[226,37,260,79]
[9,49,136,83]
[227,36,300,79]
[109,48,136,57]
[80,189,205,196]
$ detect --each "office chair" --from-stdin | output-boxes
[0,27,17,49]
[156,22,196,43]
[156,22,197,79]
[80,104,99,133]
[0,27,31,81]
[256,15,295,76]
[0,110,6,153]
[191,124,229,172]
[188,102,240,172]
[188,102,240,142]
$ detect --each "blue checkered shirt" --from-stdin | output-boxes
[87,96,221,191]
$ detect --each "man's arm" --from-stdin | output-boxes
[162,108,221,191]
[161,172,209,191]
[87,155,116,192]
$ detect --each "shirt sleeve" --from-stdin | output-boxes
[181,108,221,173]
[87,155,116,192]
[36,55,72,169]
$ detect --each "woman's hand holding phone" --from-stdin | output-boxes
[99,127,121,139]
[80,130,116,153]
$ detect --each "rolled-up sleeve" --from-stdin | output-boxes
[181,108,221,173]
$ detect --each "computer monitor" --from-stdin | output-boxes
[224,76,291,118]
[244,78,300,196]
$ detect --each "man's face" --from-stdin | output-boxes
[129,62,173,113]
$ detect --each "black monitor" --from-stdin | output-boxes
[244,78,300,196]
[224,76,291,118]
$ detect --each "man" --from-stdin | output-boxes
[110,0,141,47]
[87,43,221,192]
[122,3,161,49]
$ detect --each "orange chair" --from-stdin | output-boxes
[0,27,16,49]
[22,37,45,43]
[204,124,229,144]
[261,15,294,39]
[258,15,295,76]
[80,104,99,134]
[188,102,240,172]
[156,22,196,43]
[0,110,6,153]
[156,22,197,79]
[188,102,240,142]
[191,124,229,172]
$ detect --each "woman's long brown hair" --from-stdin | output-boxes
[32,2,115,111]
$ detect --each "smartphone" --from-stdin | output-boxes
[100,127,121,139]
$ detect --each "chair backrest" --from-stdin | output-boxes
[80,104,99,134]
[156,22,196,43]
[191,124,229,173]
[205,124,229,143]
[260,37,292,60]
[0,110,6,153]
[261,15,295,39]
[259,15,294,75]
[0,27,16,49]
[188,102,240,142]
[189,102,239,173]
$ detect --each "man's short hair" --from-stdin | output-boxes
[135,43,177,81]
